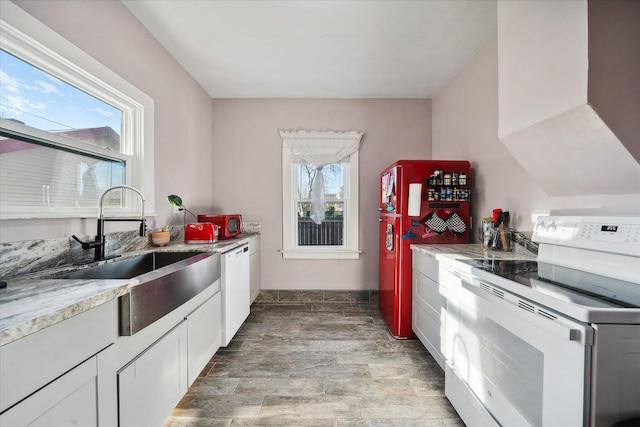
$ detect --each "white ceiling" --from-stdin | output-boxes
[122,0,497,99]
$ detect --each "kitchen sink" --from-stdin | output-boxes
[50,251,221,336]
[51,251,209,280]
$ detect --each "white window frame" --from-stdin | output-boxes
[0,3,155,219]
[281,131,361,260]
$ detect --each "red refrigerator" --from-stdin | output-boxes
[379,160,471,338]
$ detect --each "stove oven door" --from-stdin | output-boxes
[443,265,593,427]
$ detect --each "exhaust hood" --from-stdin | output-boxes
[497,0,640,198]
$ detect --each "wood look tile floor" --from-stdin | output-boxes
[163,301,464,427]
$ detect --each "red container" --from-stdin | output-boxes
[197,214,242,239]
[184,222,218,244]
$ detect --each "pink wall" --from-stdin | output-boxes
[433,34,640,233]
[1,0,214,242]
[433,36,549,232]
[211,99,432,290]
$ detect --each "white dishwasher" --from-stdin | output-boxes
[221,244,250,346]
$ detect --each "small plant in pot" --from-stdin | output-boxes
[150,194,184,246]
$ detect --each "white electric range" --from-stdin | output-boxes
[443,216,640,427]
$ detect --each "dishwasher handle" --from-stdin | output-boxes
[233,244,249,257]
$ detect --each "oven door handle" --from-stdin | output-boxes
[460,278,587,343]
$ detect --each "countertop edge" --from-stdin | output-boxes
[410,243,537,260]
[0,279,133,346]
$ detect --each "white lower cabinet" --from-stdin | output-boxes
[1,354,99,427]
[2,257,225,427]
[186,292,222,385]
[412,250,447,370]
[115,282,222,427]
[0,299,118,427]
[118,321,189,427]
[249,236,260,304]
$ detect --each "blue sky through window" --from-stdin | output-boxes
[297,163,344,197]
[0,49,122,134]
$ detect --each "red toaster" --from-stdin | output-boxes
[184,222,219,244]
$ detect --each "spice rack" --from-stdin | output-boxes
[424,169,471,202]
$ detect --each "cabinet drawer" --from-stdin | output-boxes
[0,355,98,427]
[413,269,447,320]
[412,251,439,281]
[412,301,445,370]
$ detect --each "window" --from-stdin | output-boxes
[281,130,362,259]
[0,4,155,219]
[296,162,345,246]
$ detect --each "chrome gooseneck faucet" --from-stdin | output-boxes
[72,185,146,262]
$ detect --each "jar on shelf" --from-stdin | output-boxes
[443,173,452,186]
[434,169,443,185]
[459,172,467,186]
[445,187,453,201]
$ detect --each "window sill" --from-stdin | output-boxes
[281,249,361,260]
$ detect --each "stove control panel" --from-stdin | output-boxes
[534,216,640,257]
[576,222,640,243]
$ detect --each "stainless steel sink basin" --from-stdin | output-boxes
[51,251,221,336]
[52,251,208,280]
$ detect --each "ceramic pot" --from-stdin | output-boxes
[151,230,170,246]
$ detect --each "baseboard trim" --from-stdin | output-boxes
[255,290,378,304]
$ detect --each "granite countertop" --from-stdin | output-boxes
[0,233,259,346]
[410,243,537,261]
[0,278,133,346]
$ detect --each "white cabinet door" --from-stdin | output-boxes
[0,300,117,413]
[118,321,188,427]
[249,237,260,304]
[186,290,221,385]
[411,251,446,370]
[221,244,250,346]
[412,269,446,369]
[0,355,99,427]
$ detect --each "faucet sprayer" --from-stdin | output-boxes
[72,185,147,263]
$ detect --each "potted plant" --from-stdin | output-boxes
[150,194,184,246]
